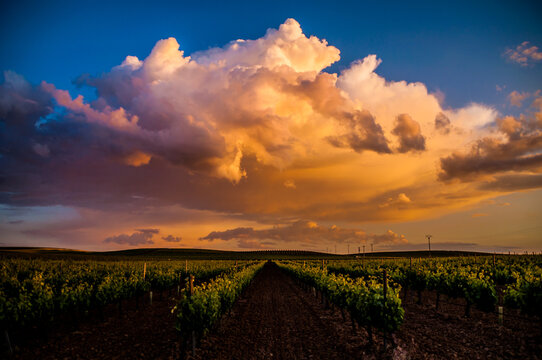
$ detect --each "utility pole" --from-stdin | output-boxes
[425,234,432,254]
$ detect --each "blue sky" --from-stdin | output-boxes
[2,0,541,108]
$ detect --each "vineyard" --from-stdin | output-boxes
[1,251,541,359]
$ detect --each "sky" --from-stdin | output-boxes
[1,0,541,253]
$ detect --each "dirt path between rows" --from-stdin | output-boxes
[188,262,386,360]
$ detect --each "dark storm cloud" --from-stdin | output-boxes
[200,220,407,244]
[290,73,391,154]
[434,112,451,134]
[439,102,542,182]
[136,228,160,234]
[479,174,542,191]
[103,229,158,245]
[326,109,392,154]
[162,234,182,242]
[391,114,426,153]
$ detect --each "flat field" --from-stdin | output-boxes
[1,248,540,359]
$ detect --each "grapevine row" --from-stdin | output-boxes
[0,259,245,331]
[325,256,542,318]
[277,261,404,337]
[174,261,265,352]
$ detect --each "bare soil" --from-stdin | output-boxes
[11,290,180,360]
[187,261,386,360]
[396,289,542,359]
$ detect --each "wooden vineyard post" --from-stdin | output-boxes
[498,306,503,325]
[383,269,388,349]
[409,257,412,267]
[143,262,146,280]
[185,260,188,273]
[322,259,325,270]
[189,274,196,356]
[178,272,182,295]
[4,329,13,355]
[138,262,146,309]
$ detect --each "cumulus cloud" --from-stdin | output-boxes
[479,174,542,192]
[200,220,407,245]
[136,228,160,234]
[162,234,182,242]
[283,179,296,189]
[508,91,530,107]
[35,19,391,184]
[124,151,152,167]
[104,228,158,245]
[326,109,391,154]
[434,112,451,134]
[504,41,542,66]
[1,19,440,213]
[0,71,54,164]
[32,143,50,157]
[193,18,340,73]
[392,114,426,153]
[439,140,542,181]
[337,55,442,137]
[379,193,412,208]
[439,95,542,183]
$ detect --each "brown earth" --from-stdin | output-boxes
[397,288,542,359]
[8,262,542,360]
[187,261,387,360]
[11,289,180,360]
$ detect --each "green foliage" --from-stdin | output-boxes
[278,262,404,333]
[324,256,540,314]
[0,259,245,329]
[504,270,542,318]
[174,263,264,336]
